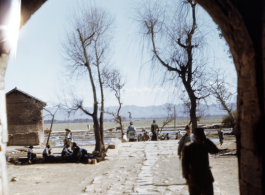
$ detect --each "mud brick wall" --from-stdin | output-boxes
[6,92,44,146]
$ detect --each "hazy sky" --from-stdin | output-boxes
[5,0,236,107]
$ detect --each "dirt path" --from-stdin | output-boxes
[7,140,238,195]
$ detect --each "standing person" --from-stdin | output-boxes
[217,129,224,145]
[127,122,136,142]
[178,125,194,159]
[27,145,36,163]
[42,145,52,159]
[151,120,159,141]
[182,128,219,195]
[64,129,71,146]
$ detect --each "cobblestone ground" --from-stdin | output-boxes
[81,140,223,195]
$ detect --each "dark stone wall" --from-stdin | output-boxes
[6,92,44,145]
[195,0,264,194]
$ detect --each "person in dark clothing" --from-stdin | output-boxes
[62,144,71,158]
[217,129,224,145]
[182,128,219,195]
[70,142,80,161]
[151,120,159,141]
[79,148,89,162]
[165,133,170,140]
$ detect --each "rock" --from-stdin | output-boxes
[11,177,19,182]
[9,157,18,163]
[85,185,94,192]
[90,159,97,164]
[108,138,121,149]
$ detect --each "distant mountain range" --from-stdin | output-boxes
[43,103,233,121]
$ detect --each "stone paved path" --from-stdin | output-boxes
[81,140,223,195]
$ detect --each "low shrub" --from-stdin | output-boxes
[222,111,237,127]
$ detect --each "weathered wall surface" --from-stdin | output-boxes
[196,0,264,194]
[6,92,44,146]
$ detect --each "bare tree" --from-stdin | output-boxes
[44,105,60,146]
[181,96,206,124]
[61,4,114,156]
[161,104,175,131]
[133,0,210,132]
[102,68,126,137]
[208,72,236,130]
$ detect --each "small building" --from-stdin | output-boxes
[6,87,46,146]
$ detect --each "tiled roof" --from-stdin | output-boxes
[6,87,47,106]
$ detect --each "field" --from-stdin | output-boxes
[44,117,222,131]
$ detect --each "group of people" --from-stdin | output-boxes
[125,121,221,195]
[27,128,92,163]
[26,121,224,195]
[126,120,172,142]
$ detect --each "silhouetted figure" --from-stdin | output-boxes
[182,128,219,195]
[151,120,159,141]
[217,129,224,145]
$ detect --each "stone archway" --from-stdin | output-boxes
[0,1,264,194]
[195,1,264,194]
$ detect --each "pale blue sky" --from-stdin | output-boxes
[5,0,236,107]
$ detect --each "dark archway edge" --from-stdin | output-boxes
[195,1,264,194]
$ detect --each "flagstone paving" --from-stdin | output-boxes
[82,140,223,195]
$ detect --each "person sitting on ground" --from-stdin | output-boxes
[178,125,194,159]
[127,122,136,142]
[70,142,80,161]
[218,129,224,145]
[182,128,219,195]
[42,145,51,159]
[62,144,71,158]
[79,148,89,162]
[143,131,150,141]
[138,134,143,141]
[165,133,170,140]
[175,131,179,140]
[160,133,165,140]
[27,145,36,164]
[151,120,159,141]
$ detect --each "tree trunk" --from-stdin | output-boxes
[78,29,105,154]
[189,96,197,133]
[46,115,55,146]
[183,77,198,133]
